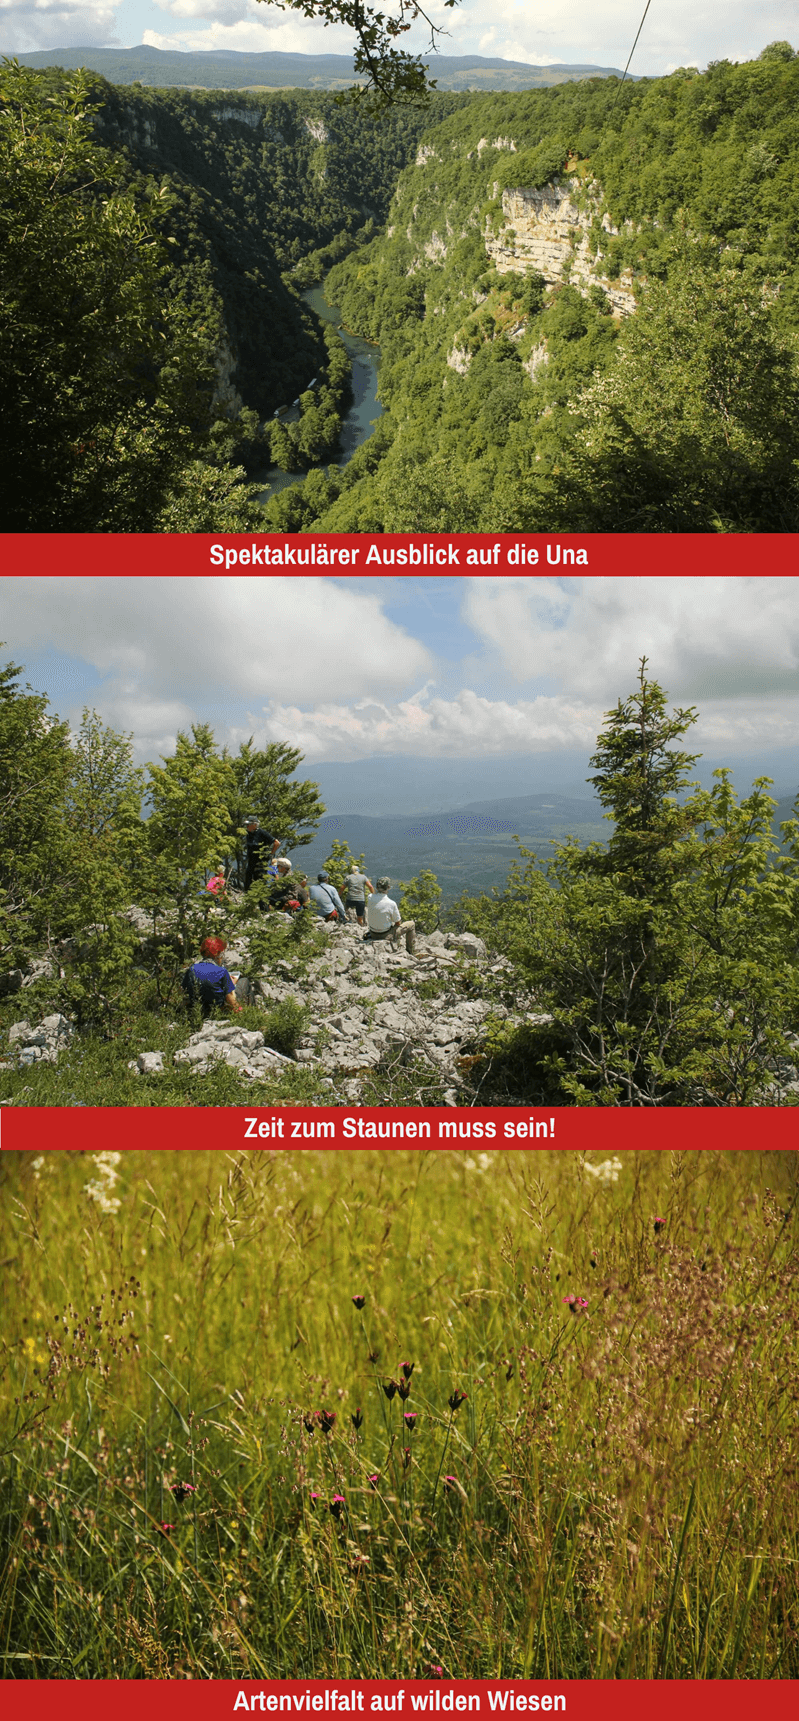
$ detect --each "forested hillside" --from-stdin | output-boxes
[4,45,799,531]
[267,44,799,534]
[0,63,464,529]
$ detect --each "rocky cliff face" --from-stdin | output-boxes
[212,339,244,416]
[486,178,638,315]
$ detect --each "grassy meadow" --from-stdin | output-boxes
[1,1148,797,1680]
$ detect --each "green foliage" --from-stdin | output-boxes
[398,868,442,932]
[91,79,464,418]
[260,996,309,1057]
[459,664,799,1105]
[226,740,325,884]
[57,712,145,1024]
[323,836,367,894]
[1,64,471,529]
[545,239,799,531]
[0,64,216,530]
[146,726,232,892]
[154,460,266,531]
[306,52,799,534]
[257,0,463,109]
[0,654,73,965]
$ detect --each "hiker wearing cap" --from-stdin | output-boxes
[244,816,278,891]
[344,866,374,925]
[180,936,243,1018]
[365,879,416,952]
[309,872,346,923]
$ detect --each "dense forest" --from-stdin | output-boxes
[1,650,797,1107]
[271,44,799,532]
[1,63,464,529]
[2,44,798,531]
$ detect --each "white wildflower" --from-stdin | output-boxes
[584,1157,624,1185]
[84,1150,122,1213]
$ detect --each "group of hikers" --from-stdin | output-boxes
[183,816,415,1018]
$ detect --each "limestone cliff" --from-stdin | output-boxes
[486,178,638,315]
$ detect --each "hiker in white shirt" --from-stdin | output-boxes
[365,878,415,952]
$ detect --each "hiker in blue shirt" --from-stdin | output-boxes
[309,872,346,922]
[181,936,243,1018]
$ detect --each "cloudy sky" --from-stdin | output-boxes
[3,576,798,799]
[4,0,796,71]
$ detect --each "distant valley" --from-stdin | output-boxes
[290,788,798,903]
[291,792,607,900]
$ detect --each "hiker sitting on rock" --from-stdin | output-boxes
[206,864,228,898]
[244,816,278,891]
[181,936,243,1018]
[364,878,416,953]
[268,857,301,913]
[344,865,374,926]
[310,872,346,923]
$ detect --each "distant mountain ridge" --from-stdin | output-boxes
[15,46,633,92]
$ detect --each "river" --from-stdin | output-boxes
[257,282,381,502]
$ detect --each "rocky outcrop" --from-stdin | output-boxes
[0,1014,75,1069]
[0,919,547,1101]
[471,137,517,158]
[213,339,244,416]
[446,343,472,375]
[247,921,523,1095]
[173,1024,297,1079]
[486,179,638,315]
[523,340,549,380]
[212,107,261,128]
[424,232,448,263]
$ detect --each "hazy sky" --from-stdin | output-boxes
[4,0,795,71]
[3,577,798,790]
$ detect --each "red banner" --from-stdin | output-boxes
[3,532,796,576]
[0,1105,795,1150]
[4,1679,795,1720]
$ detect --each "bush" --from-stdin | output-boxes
[261,997,308,1057]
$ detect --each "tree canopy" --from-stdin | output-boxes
[0,65,220,530]
[264,0,462,106]
[458,662,799,1106]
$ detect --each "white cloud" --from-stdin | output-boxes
[142,8,355,52]
[156,0,251,24]
[5,576,799,767]
[3,575,432,705]
[0,0,119,53]
[248,687,607,760]
[462,577,799,704]
[235,680,799,763]
[2,0,792,69]
[426,1,797,76]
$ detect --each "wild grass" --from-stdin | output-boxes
[1,1149,797,1679]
